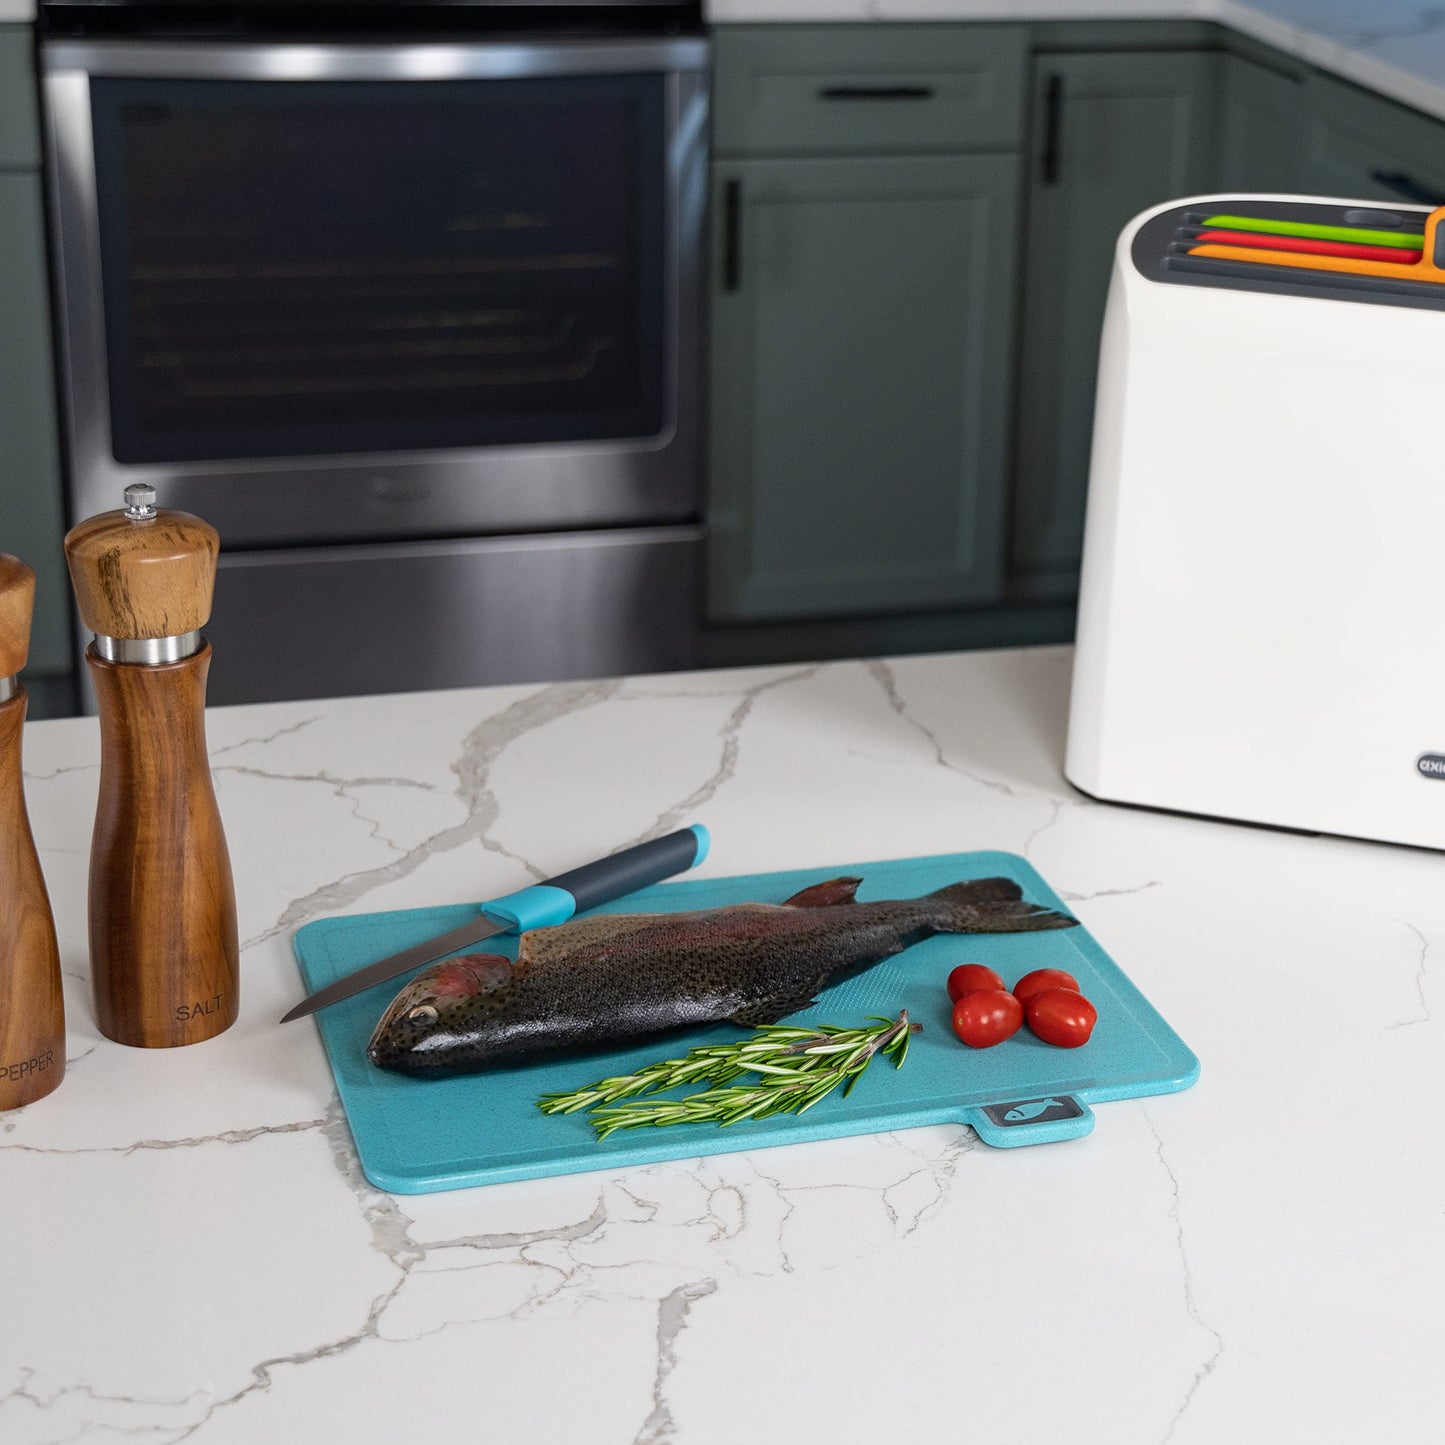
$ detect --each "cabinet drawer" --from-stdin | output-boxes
[713,25,1027,156]
[0,28,38,168]
[1298,73,1445,206]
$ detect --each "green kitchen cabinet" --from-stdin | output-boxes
[0,173,71,691]
[0,28,40,169]
[1217,52,1306,193]
[707,24,1028,626]
[707,152,1021,621]
[0,26,73,713]
[1296,70,1445,206]
[1009,51,1219,603]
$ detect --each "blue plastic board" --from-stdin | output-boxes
[293,852,1199,1193]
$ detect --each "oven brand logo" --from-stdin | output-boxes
[1416,754,1445,780]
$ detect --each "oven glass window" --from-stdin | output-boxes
[90,74,667,463]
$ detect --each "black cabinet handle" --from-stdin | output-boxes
[1042,74,1064,185]
[817,85,935,101]
[1369,169,1443,206]
[723,178,742,292]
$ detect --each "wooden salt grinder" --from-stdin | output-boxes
[64,485,239,1047]
[0,556,65,1107]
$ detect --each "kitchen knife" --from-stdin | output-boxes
[280,825,710,1023]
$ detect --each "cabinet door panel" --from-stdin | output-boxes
[1011,51,1218,602]
[708,154,1019,622]
[1217,54,1304,193]
[1297,72,1445,206]
[0,174,71,678]
[0,28,39,168]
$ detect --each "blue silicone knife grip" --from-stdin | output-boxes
[542,826,710,916]
[480,885,577,933]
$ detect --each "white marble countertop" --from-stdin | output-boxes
[6,644,1445,1442]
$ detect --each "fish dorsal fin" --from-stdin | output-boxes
[928,876,1022,906]
[783,876,863,908]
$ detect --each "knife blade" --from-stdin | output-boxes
[280,825,710,1023]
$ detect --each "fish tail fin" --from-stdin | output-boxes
[930,877,1078,933]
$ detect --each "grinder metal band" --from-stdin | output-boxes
[92,631,203,665]
[0,674,16,704]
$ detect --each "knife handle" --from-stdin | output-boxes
[481,826,710,932]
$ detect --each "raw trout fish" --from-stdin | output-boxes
[367,875,1077,1078]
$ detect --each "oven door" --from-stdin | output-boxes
[43,37,707,547]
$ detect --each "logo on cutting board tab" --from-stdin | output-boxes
[982,1095,1084,1128]
[1416,754,1445,780]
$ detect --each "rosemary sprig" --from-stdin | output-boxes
[538,1012,918,1141]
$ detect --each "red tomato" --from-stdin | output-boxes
[1012,968,1081,1007]
[1026,988,1097,1048]
[951,990,1023,1048]
[946,963,1006,1002]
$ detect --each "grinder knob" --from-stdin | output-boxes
[65,483,218,649]
[0,553,35,683]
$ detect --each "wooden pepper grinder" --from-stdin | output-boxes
[65,484,239,1048]
[0,555,66,1107]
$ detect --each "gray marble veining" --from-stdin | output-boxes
[4,646,1444,1442]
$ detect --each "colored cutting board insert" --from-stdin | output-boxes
[1193,229,1422,264]
[1199,213,1425,249]
[294,852,1199,1193]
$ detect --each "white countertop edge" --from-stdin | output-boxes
[1212,1,1445,126]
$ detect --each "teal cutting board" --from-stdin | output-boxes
[293,851,1198,1193]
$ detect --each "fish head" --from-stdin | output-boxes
[366,953,516,1076]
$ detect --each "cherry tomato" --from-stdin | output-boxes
[951,990,1023,1048]
[1012,967,1081,1007]
[946,963,1006,1002]
[1026,988,1097,1048]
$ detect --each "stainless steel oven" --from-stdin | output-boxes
[42,7,708,703]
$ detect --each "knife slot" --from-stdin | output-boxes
[1164,251,1445,304]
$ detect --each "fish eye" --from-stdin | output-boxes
[405,1004,438,1028]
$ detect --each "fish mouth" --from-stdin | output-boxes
[366,1028,494,1079]
[366,1017,459,1076]
[367,1041,437,1077]
[365,995,444,1074]
[366,994,418,1059]
[365,1020,417,1074]
[366,953,516,1076]
[365,995,481,1077]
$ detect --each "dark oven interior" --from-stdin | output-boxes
[43,2,709,705]
[91,72,668,464]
